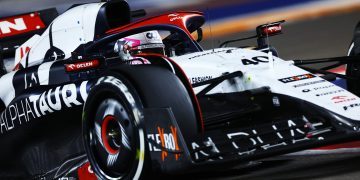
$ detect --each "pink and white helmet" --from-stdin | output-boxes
[114,30,165,60]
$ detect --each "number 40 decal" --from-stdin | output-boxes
[242,56,269,65]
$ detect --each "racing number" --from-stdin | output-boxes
[242,56,268,65]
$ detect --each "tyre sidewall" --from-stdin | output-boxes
[83,75,147,180]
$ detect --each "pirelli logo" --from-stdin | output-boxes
[279,73,315,83]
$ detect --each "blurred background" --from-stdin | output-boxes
[0,0,359,60]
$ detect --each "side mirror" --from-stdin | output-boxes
[256,20,285,38]
[256,20,285,48]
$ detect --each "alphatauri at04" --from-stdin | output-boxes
[0,0,360,179]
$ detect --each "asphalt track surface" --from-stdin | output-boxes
[163,11,360,180]
[164,154,360,180]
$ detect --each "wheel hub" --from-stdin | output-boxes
[101,115,122,154]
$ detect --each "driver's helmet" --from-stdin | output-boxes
[114,30,165,61]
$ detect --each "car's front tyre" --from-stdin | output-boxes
[82,75,147,180]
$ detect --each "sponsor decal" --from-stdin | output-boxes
[293,80,326,88]
[332,96,347,100]
[168,13,183,22]
[191,119,310,161]
[192,137,221,160]
[0,81,89,134]
[279,73,315,83]
[343,103,360,111]
[129,59,151,65]
[189,76,212,84]
[190,53,269,65]
[262,25,282,35]
[146,32,153,39]
[302,84,335,93]
[314,84,335,90]
[0,12,45,38]
[121,37,141,48]
[331,96,356,104]
[315,89,344,97]
[188,49,235,59]
[65,60,99,72]
[148,126,180,161]
[272,96,280,106]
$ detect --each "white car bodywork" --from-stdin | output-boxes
[0,3,105,106]
[7,2,360,125]
[173,48,360,122]
[14,2,104,68]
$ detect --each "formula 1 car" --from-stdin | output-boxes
[0,0,360,179]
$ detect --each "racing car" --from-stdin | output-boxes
[0,0,360,179]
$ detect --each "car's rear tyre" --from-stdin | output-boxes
[346,21,360,96]
[83,75,147,180]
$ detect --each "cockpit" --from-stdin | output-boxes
[96,27,203,60]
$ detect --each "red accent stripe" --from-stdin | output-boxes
[101,115,119,154]
[106,11,204,35]
[328,65,346,74]
[313,140,360,150]
[162,56,204,132]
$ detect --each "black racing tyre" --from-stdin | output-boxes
[349,21,360,56]
[83,75,147,180]
[346,21,360,96]
[112,65,199,141]
[83,65,199,179]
